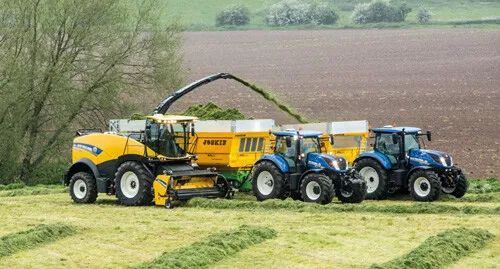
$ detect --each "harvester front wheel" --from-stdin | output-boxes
[409,170,441,202]
[300,173,334,205]
[252,161,285,201]
[355,158,388,200]
[69,172,97,203]
[115,161,153,206]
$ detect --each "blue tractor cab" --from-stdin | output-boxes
[252,129,366,204]
[353,126,468,201]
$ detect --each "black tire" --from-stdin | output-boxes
[442,171,468,198]
[354,158,388,200]
[300,173,334,205]
[409,170,441,202]
[290,191,303,201]
[69,172,98,203]
[115,161,153,206]
[335,172,367,204]
[252,161,285,201]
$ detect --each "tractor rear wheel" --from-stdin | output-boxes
[442,171,468,198]
[115,161,153,206]
[252,161,285,201]
[355,158,388,200]
[409,170,441,201]
[69,172,97,203]
[300,173,334,205]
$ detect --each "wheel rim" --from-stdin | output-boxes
[305,181,321,200]
[414,177,431,197]
[359,167,379,194]
[121,171,139,198]
[257,171,274,196]
[73,179,87,199]
[442,185,455,194]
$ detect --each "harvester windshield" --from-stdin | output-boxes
[145,115,198,159]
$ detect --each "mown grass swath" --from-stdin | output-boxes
[371,228,494,269]
[0,223,77,258]
[185,197,500,215]
[131,225,277,269]
[0,185,67,197]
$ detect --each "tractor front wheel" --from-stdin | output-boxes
[442,171,468,198]
[300,173,334,205]
[409,170,441,202]
[115,161,153,206]
[69,172,97,204]
[355,158,388,200]
[252,161,285,201]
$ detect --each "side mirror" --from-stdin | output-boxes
[191,123,195,136]
[392,133,399,144]
[286,137,292,147]
[329,134,334,145]
[426,130,432,141]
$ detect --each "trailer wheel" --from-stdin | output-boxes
[442,171,468,198]
[115,161,153,206]
[300,173,334,205]
[252,161,285,201]
[409,170,441,202]
[355,158,388,200]
[69,172,97,204]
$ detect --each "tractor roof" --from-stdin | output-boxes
[147,114,198,124]
[371,127,421,134]
[273,130,322,138]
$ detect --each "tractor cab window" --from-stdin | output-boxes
[145,119,186,158]
[404,134,420,153]
[375,133,400,165]
[300,137,321,155]
[275,136,297,159]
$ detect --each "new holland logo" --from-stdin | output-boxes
[203,139,227,146]
[73,143,103,156]
[409,157,429,165]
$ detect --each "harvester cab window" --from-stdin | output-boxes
[145,119,186,158]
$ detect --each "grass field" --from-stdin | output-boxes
[0,183,499,268]
[163,0,500,30]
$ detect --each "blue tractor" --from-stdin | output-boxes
[353,126,468,201]
[251,130,367,204]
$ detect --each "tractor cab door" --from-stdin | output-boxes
[375,133,401,168]
[275,136,298,173]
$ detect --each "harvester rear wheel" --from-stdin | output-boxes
[252,161,285,201]
[300,173,334,205]
[409,170,441,202]
[355,158,388,200]
[69,172,97,204]
[115,161,153,206]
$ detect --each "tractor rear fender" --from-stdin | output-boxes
[254,155,289,173]
[353,152,392,170]
[64,158,100,185]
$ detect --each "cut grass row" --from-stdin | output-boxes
[371,228,494,269]
[185,197,500,215]
[130,225,277,269]
[0,223,76,258]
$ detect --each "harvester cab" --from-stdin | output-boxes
[252,129,367,204]
[65,114,232,208]
[354,126,468,201]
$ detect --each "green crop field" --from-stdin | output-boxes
[163,0,500,30]
[0,180,499,268]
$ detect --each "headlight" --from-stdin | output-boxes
[439,156,447,167]
[329,160,340,170]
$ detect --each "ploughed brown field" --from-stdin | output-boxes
[172,29,499,178]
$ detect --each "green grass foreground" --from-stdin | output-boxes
[0,185,66,197]
[0,223,76,258]
[371,228,494,269]
[185,197,500,215]
[130,225,277,269]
